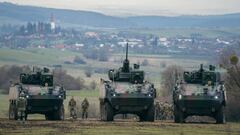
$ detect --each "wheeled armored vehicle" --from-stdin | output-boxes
[99,43,156,121]
[173,64,226,123]
[9,67,66,120]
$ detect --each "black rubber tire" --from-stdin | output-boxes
[174,105,184,123]
[54,104,65,120]
[145,104,155,122]
[25,113,28,121]
[45,112,54,120]
[104,102,114,121]
[139,114,145,122]
[45,113,51,120]
[215,106,226,124]
[138,104,155,122]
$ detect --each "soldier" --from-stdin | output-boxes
[17,92,27,121]
[40,83,48,95]
[68,96,77,119]
[81,98,89,119]
[155,101,161,120]
[204,81,212,95]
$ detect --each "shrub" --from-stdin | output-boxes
[73,56,86,64]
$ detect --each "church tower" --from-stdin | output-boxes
[50,14,55,32]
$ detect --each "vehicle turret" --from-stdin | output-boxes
[108,43,144,83]
[183,64,220,85]
[20,67,53,86]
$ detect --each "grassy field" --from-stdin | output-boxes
[102,27,240,38]
[0,90,239,135]
[0,48,209,88]
[0,119,239,135]
[0,48,238,135]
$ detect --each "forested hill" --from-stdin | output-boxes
[1,2,240,28]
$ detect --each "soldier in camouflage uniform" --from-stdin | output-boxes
[155,101,161,120]
[17,92,27,121]
[81,98,89,119]
[68,96,77,119]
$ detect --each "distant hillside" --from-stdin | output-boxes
[1,2,240,28]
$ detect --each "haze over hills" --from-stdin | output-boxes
[1,2,240,28]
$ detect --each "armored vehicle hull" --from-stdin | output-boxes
[8,67,66,121]
[9,85,65,120]
[99,81,156,122]
[174,95,225,123]
[173,65,226,124]
[100,43,156,122]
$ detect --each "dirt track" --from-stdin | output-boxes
[0,118,240,135]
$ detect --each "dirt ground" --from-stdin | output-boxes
[0,118,240,135]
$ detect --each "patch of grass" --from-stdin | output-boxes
[0,93,8,117]
[67,90,99,97]
[120,27,240,38]
[1,120,240,135]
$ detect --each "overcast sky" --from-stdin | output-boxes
[1,0,240,16]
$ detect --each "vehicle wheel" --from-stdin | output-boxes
[145,104,155,122]
[45,112,54,120]
[25,113,28,121]
[45,113,50,120]
[174,106,184,123]
[55,104,65,120]
[139,114,145,122]
[215,106,225,124]
[9,103,17,120]
[104,102,114,121]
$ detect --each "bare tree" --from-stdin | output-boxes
[219,47,240,121]
[161,65,183,97]
[53,68,85,90]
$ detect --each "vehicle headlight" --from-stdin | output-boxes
[58,95,62,98]
[178,94,182,100]
[214,95,218,99]
[26,95,29,98]
[113,93,116,97]
[148,94,152,97]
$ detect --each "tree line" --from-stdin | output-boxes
[0,65,96,94]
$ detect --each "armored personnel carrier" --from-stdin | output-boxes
[9,67,66,120]
[173,64,226,124]
[99,43,156,121]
